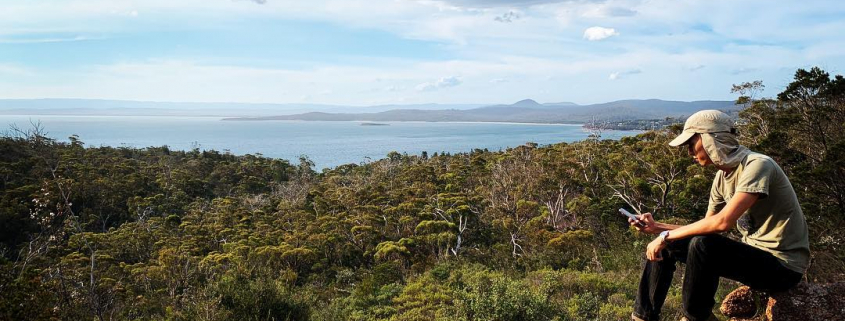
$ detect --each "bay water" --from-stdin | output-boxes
[1,115,638,169]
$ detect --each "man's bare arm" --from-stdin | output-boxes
[633,210,718,232]
[654,221,683,231]
[654,210,716,231]
[664,192,759,241]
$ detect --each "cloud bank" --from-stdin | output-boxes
[1,0,845,105]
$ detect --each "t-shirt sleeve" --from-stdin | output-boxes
[708,175,726,214]
[736,158,774,198]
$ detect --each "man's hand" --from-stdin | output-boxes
[629,213,661,234]
[646,236,668,261]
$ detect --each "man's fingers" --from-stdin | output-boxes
[648,251,661,261]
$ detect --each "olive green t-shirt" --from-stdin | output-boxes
[708,153,810,273]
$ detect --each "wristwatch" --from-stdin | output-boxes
[659,231,672,244]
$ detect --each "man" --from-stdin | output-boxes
[630,110,810,321]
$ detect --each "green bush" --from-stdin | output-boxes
[453,268,556,321]
[565,291,600,321]
[213,276,310,321]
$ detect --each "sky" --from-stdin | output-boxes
[1,0,844,106]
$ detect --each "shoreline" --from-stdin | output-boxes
[0,114,644,132]
[222,118,586,127]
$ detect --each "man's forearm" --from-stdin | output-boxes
[655,222,682,231]
[664,215,726,241]
[656,210,717,232]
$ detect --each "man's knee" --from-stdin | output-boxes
[688,235,720,254]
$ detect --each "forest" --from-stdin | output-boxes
[1,67,843,321]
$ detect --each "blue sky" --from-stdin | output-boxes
[1,0,844,105]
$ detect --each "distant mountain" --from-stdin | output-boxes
[225,99,739,123]
[511,99,543,108]
[0,98,739,123]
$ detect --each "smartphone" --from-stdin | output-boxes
[619,208,645,227]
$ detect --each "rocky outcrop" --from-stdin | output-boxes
[720,283,845,321]
[720,286,760,319]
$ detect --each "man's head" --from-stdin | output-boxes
[669,110,737,168]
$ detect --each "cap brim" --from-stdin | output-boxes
[668,131,695,147]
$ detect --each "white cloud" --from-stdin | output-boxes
[583,26,619,41]
[494,11,520,23]
[608,69,641,80]
[416,76,463,91]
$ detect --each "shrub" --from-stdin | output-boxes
[213,276,310,321]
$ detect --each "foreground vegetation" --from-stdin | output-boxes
[1,68,843,320]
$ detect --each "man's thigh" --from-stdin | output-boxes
[690,235,798,291]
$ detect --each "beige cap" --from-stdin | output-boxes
[668,110,736,147]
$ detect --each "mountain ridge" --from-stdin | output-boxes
[224,99,740,123]
[0,98,740,123]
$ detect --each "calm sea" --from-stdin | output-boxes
[1,115,638,169]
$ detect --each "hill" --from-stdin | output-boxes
[0,98,736,123]
[225,99,739,123]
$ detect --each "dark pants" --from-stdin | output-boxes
[633,234,802,321]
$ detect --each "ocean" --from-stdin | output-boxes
[1,115,638,169]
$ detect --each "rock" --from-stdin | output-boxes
[766,282,845,321]
[720,286,760,319]
[721,282,845,321]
